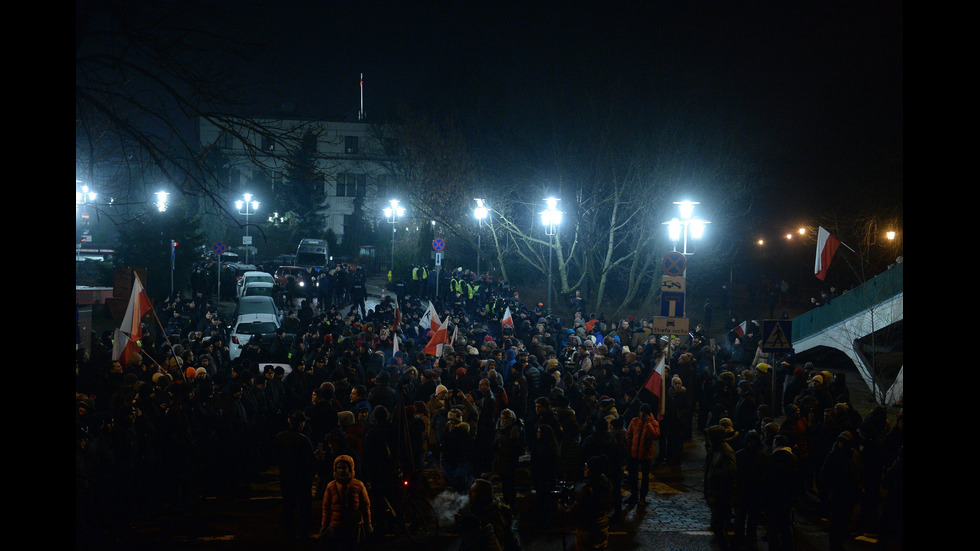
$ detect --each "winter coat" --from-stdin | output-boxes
[626,416,661,461]
[321,456,371,529]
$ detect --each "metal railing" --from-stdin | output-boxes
[792,262,903,342]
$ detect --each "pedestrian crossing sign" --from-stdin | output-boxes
[761,320,793,352]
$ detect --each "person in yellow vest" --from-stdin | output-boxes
[419,265,429,297]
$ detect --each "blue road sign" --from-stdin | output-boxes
[213,241,226,255]
[432,238,445,251]
[662,251,686,276]
[761,320,793,352]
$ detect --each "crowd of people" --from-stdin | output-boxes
[75,261,903,551]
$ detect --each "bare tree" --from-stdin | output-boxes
[75,1,332,233]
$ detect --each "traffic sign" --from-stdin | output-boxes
[213,241,226,255]
[652,316,689,336]
[660,291,685,317]
[434,252,443,266]
[661,275,685,293]
[432,238,445,251]
[662,251,686,276]
[761,320,793,352]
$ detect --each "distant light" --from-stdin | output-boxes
[785,233,793,240]
[757,239,765,246]
[798,227,806,236]
[886,231,896,240]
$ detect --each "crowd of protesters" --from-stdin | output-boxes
[76,261,903,550]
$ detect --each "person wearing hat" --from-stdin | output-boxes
[320,454,372,551]
[274,410,316,544]
[704,423,737,550]
[763,434,800,551]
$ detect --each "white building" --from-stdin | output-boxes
[197,115,397,240]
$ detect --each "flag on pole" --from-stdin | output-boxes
[731,320,747,338]
[423,319,450,356]
[420,301,441,333]
[641,356,667,420]
[501,306,514,328]
[392,295,402,332]
[112,273,151,367]
[814,226,842,280]
[393,332,400,357]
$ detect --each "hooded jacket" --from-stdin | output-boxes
[321,455,371,529]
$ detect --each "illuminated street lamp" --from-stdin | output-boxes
[234,193,259,265]
[540,197,563,314]
[664,201,709,261]
[154,191,170,212]
[76,182,97,207]
[474,198,488,277]
[383,199,405,278]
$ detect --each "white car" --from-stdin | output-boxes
[233,295,284,323]
[241,281,276,299]
[236,270,276,298]
[228,313,281,361]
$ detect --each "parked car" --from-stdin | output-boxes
[241,281,276,299]
[233,295,284,323]
[228,313,281,361]
[236,270,276,298]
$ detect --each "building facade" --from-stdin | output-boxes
[197,116,398,243]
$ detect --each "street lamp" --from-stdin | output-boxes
[383,199,405,279]
[474,198,488,277]
[663,201,708,318]
[664,201,709,261]
[540,197,563,314]
[234,193,259,265]
[76,182,97,207]
[154,191,169,212]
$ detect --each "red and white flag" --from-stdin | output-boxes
[814,226,842,280]
[112,273,151,367]
[392,295,402,332]
[642,356,667,420]
[732,320,747,338]
[501,306,514,328]
[419,301,441,333]
[423,319,450,357]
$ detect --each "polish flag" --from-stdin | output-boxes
[732,321,747,338]
[419,301,441,333]
[814,226,842,280]
[501,306,514,328]
[112,273,151,367]
[642,356,667,420]
[392,295,402,332]
[423,319,450,356]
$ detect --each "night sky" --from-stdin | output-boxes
[108,1,902,236]
[234,2,902,225]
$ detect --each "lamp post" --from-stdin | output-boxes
[664,201,708,317]
[474,198,488,277]
[234,193,259,265]
[153,191,173,294]
[664,201,709,264]
[76,182,98,261]
[383,199,405,279]
[540,197,563,314]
